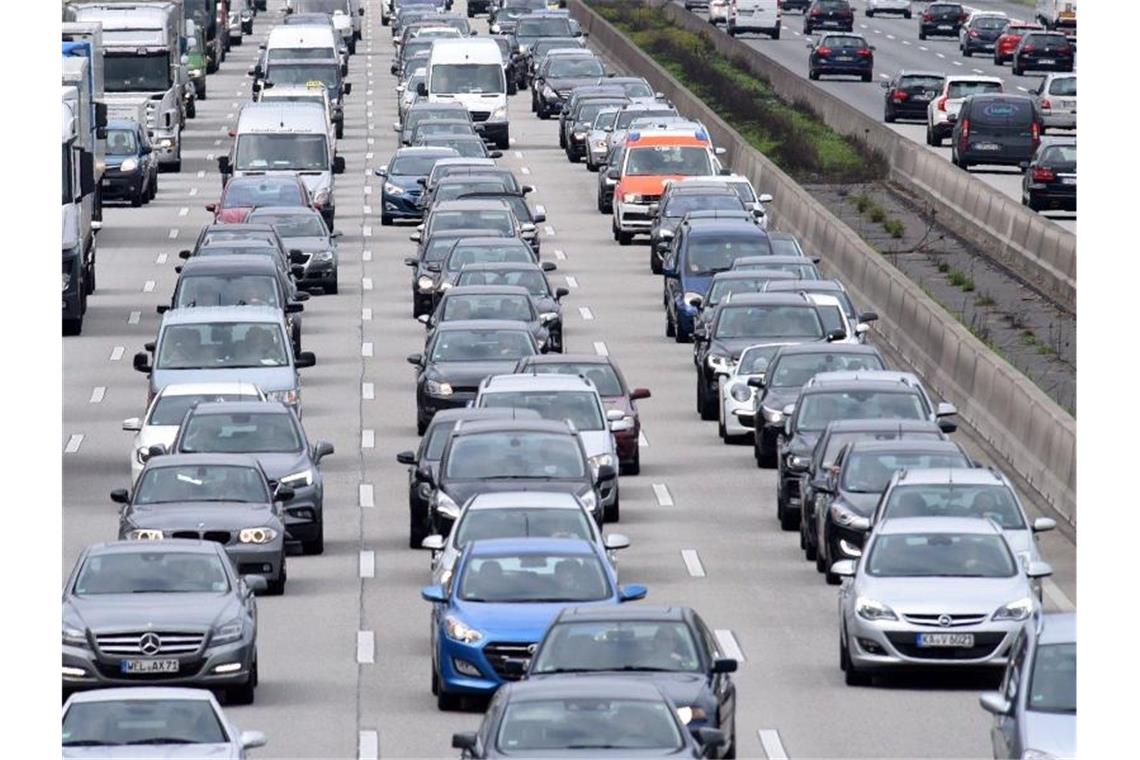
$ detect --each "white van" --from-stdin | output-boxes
[266,24,341,69]
[221,101,346,229]
[422,38,510,150]
[257,82,341,146]
[728,0,782,39]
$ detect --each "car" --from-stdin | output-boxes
[763,279,878,342]
[951,94,1042,170]
[993,21,1043,65]
[834,517,1053,685]
[417,134,505,159]
[865,0,910,18]
[808,33,874,82]
[415,199,523,247]
[398,67,427,119]
[164,401,334,555]
[424,285,554,352]
[186,224,289,266]
[511,15,585,85]
[420,174,517,211]
[695,271,798,338]
[766,231,804,257]
[811,439,974,583]
[246,206,341,294]
[671,175,772,225]
[728,0,782,39]
[122,382,266,485]
[1021,138,1076,212]
[455,190,546,255]
[421,537,647,709]
[177,241,303,317]
[980,613,1076,760]
[1031,73,1076,132]
[731,255,821,278]
[62,540,263,703]
[114,453,290,594]
[708,0,731,25]
[959,11,1009,56]
[408,118,480,145]
[647,188,749,274]
[803,0,854,34]
[490,0,548,36]
[918,2,967,40]
[532,51,606,119]
[601,104,682,166]
[1011,31,1074,75]
[101,118,158,207]
[421,491,630,586]
[718,341,797,443]
[881,71,946,123]
[403,229,509,316]
[207,175,313,224]
[258,80,342,142]
[377,147,463,224]
[514,354,650,475]
[474,374,623,515]
[595,141,625,213]
[527,606,738,757]
[455,262,569,349]
[62,687,267,757]
[425,160,528,196]
[408,320,540,434]
[565,95,629,162]
[927,76,1004,147]
[434,237,547,306]
[559,86,629,146]
[397,102,476,146]
[600,76,661,105]
[779,0,811,13]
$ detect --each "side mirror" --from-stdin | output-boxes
[712,657,737,674]
[417,314,430,325]
[147,443,167,459]
[110,488,130,504]
[242,574,269,593]
[295,351,316,368]
[375,166,389,177]
[938,418,958,434]
[596,463,616,482]
[416,81,427,96]
[718,167,732,175]
[451,732,477,751]
[403,257,418,267]
[178,249,192,260]
[946,112,958,123]
[1032,517,1057,534]
[830,560,856,578]
[420,584,447,603]
[533,211,546,223]
[421,534,445,552]
[880,81,890,89]
[747,376,765,389]
[826,328,847,342]
[407,353,424,366]
[217,155,230,174]
[285,301,304,314]
[811,477,833,494]
[313,441,335,462]
[396,450,417,466]
[696,728,727,750]
[293,291,310,302]
[156,304,170,315]
[554,287,569,299]
[714,146,727,155]
[936,401,957,418]
[289,249,305,263]
[122,417,142,432]
[859,311,878,323]
[409,232,422,242]
[1018,160,1030,170]
[630,387,651,400]
[541,261,557,272]
[522,185,535,194]
[606,168,619,180]
[618,583,647,602]
[334,156,346,174]
[239,731,268,750]
[489,150,504,159]
[204,203,217,213]
[603,533,631,551]
[1026,561,1053,579]
[979,692,1012,716]
[393,122,402,132]
[132,352,152,374]
[274,485,295,503]
[758,193,774,204]
[343,82,352,95]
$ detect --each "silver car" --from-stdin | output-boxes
[834,517,1052,685]
[63,687,266,757]
[719,342,795,442]
[1032,73,1076,131]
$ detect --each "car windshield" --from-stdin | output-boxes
[533,38,582,56]
[822,36,866,49]
[866,532,1018,578]
[1048,77,1076,96]
[527,364,623,396]
[196,246,282,260]
[480,391,605,431]
[881,484,1026,529]
[665,194,742,218]
[268,46,337,60]
[455,507,592,547]
[423,138,487,158]
[1028,643,1076,714]
[619,81,653,98]
[432,210,513,235]
[442,294,534,322]
[74,551,231,595]
[708,276,781,305]
[900,76,945,91]
[148,394,256,426]
[135,464,269,504]
[548,57,604,78]
[734,261,819,278]
[446,243,533,270]
[770,352,885,387]
[430,329,536,362]
[593,109,620,129]
[517,17,574,36]
[175,275,280,309]
[576,102,621,124]
[816,304,845,334]
[156,322,289,369]
[414,123,476,140]
[249,213,327,238]
[223,180,305,207]
[842,452,969,493]
[497,698,683,751]
[738,345,784,375]
[947,80,1003,99]
[459,552,609,603]
[533,621,702,674]
[616,110,674,129]
[446,432,584,479]
[688,235,773,273]
[430,64,504,95]
[797,391,926,432]
[392,154,449,176]
[265,63,339,90]
[201,230,277,246]
[234,133,328,171]
[625,145,712,176]
[62,698,228,747]
[179,412,302,454]
[457,269,548,295]
[1040,145,1076,164]
[438,181,512,201]
[103,52,171,92]
[973,17,1007,30]
[105,129,138,156]
[715,305,824,340]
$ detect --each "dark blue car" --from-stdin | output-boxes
[102,118,158,207]
[376,146,459,225]
[807,33,875,82]
[420,537,647,710]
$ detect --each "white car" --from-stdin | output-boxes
[673,174,773,228]
[718,342,796,442]
[926,75,1004,146]
[398,67,427,120]
[709,0,731,25]
[865,0,912,18]
[728,0,782,38]
[122,382,265,483]
[804,292,861,344]
[1032,72,1076,131]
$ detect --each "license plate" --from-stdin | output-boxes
[120,659,179,674]
[101,180,111,187]
[916,633,974,648]
[1039,59,1055,65]
[1061,177,1076,185]
[835,56,853,61]
[973,142,1001,151]
[937,24,953,30]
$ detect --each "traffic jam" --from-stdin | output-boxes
[60,0,1075,758]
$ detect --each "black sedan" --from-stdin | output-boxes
[532,53,607,119]
[247,206,341,294]
[803,0,854,33]
[434,237,547,308]
[527,606,738,758]
[404,228,515,317]
[1021,138,1076,212]
[423,285,555,353]
[808,33,874,82]
[455,262,568,352]
[881,71,946,123]
[918,2,967,40]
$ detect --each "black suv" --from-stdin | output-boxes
[919,2,967,40]
[881,71,946,123]
[803,0,854,34]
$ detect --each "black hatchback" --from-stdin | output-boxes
[919,2,967,40]
[960,13,1009,57]
[882,71,945,122]
[951,94,1041,170]
[1021,139,1076,212]
[803,0,854,34]
[1012,32,1075,75]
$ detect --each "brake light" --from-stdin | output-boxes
[923,12,933,21]
[1022,45,1036,53]
[1031,166,1055,182]
[1030,121,1040,148]
[816,46,831,57]
[960,118,970,142]
[892,89,909,103]
[857,48,873,58]
[1040,98,1052,110]
[937,96,948,112]
[811,9,822,16]
[959,12,968,22]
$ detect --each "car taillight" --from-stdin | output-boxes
[811,9,822,16]
[959,12,968,22]
[816,46,831,56]
[892,89,909,102]
[1022,45,1036,53]
[1031,166,1055,182]
[1040,98,1052,110]
[923,12,933,21]
[1031,121,1040,147]
[937,96,948,112]
[960,118,970,141]
[969,29,979,37]
[857,48,872,57]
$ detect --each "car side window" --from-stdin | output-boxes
[694,616,720,662]
[1003,629,1028,703]
[479,690,503,750]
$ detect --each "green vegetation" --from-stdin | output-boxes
[588,1,885,183]
[883,219,905,239]
[947,269,975,292]
[848,192,906,239]
[974,293,996,307]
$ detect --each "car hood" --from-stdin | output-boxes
[454,598,616,643]
[787,431,820,456]
[544,77,601,93]
[426,360,523,387]
[127,502,279,532]
[441,480,588,507]
[601,395,634,416]
[857,574,1033,614]
[759,386,799,412]
[678,273,714,297]
[152,367,296,395]
[281,235,331,253]
[529,670,711,707]
[388,173,425,191]
[63,744,239,759]
[619,175,686,196]
[240,451,311,481]
[653,217,682,236]
[1022,710,1076,758]
[578,429,614,459]
[215,208,253,224]
[835,491,880,516]
[709,338,774,361]
[65,592,239,633]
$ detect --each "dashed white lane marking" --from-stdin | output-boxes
[919,45,928,51]
[715,629,745,662]
[972,68,984,74]
[578,306,594,320]
[189,187,198,196]
[362,277,373,291]
[886,34,895,40]
[155,253,168,265]
[362,307,373,321]
[363,226,373,237]
[879,73,890,79]
[231,102,238,108]
[358,731,379,760]
[366,152,373,160]
[363,205,372,215]
[367,137,375,145]
[553,249,566,260]
[143,280,155,293]
[89,387,105,404]
[544,225,555,235]
[362,382,375,400]
[361,429,375,449]
[197,170,205,178]
[235,89,242,96]
[356,631,375,664]
[207,153,215,161]
[359,484,375,508]
[214,139,221,146]
[362,342,374,357]
[364,185,372,195]
[873,29,882,34]
[168,229,179,239]
[1044,580,1076,612]
[681,549,706,577]
[514,150,523,158]
[593,341,608,356]
[902,39,911,45]
[359,551,375,579]
[652,483,674,507]
[792,29,800,36]
[936,52,946,58]
[520,166,531,174]
[128,311,140,324]
[1017,85,1028,92]
[639,431,649,448]
[363,250,373,262]
[565,276,578,288]
[110,346,125,361]
[178,207,189,216]
[952,60,962,66]
[859,23,868,29]
[64,434,84,454]
[758,729,789,760]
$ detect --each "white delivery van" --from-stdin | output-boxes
[257,81,341,147]
[728,0,782,39]
[422,38,510,150]
[265,24,343,73]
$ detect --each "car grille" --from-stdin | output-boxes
[451,385,480,395]
[471,111,491,122]
[784,476,801,499]
[483,642,534,680]
[95,631,207,656]
[902,613,987,627]
[170,529,233,544]
[886,631,1006,660]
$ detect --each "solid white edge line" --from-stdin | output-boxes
[358,730,379,760]
[65,434,84,453]
[359,484,375,508]
[681,549,706,578]
[714,629,745,662]
[362,382,375,400]
[362,430,375,449]
[652,483,674,507]
[757,729,789,760]
[359,551,375,579]
[356,631,375,664]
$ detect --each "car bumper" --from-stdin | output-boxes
[382,192,423,218]
[846,618,1017,670]
[101,171,146,199]
[419,392,476,422]
[723,397,755,437]
[297,261,338,290]
[225,541,285,581]
[1027,183,1076,209]
[920,23,961,36]
[810,19,853,30]
[437,637,523,695]
[62,638,255,690]
[815,61,873,75]
[614,428,639,463]
[1042,112,1076,129]
[826,521,867,560]
[282,486,323,541]
[615,202,655,232]
[1018,56,1074,71]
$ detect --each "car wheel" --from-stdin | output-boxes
[226,660,257,705]
[809,68,819,80]
[816,535,829,574]
[604,491,619,522]
[325,276,338,295]
[717,405,727,439]
[699,378,717,421]
[825,558,841,585]
[302,523,324,555]
[130,189,143,207]
[1012,62,1022,76]
[617,230,632,246]
[409,515,428,549]
[650,251,662,275]
[416,416,427,436]
[865,9,873,17]
[568,150,580,164]
[1026,193,1042,212]
[622,449,640,476]
[266,561,286,595]
[918,30,926,40]
[842,632,871,686]
[437,685,461,711]
[803,523,817,561]
[861,72,872,83]
[927,126,941,147]
[904,11,912,19]
[771,28,780,40]
[336,122,344,139]
[963,47,972,57]
[187,99,196,119]
[149,173,158,200]
[884,106,895,123]
[665,313,676,338]
[381,214,392,225]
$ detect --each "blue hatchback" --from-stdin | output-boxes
[421,537,647,710]
[376,147,459,225]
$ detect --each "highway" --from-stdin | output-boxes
[61,0,1076,756]
[677,0,1077,234]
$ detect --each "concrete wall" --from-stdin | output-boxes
[570,0,1076,526]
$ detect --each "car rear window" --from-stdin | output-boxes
[971,17,1007,30]
[947,80,1003,99]
[900,76,945,90]
[1040,145,1076,164]
[1024,33,1069,46]
[823,36,866,49]
[817,0,850,9]
[970,98,1034,126]
[1048,77,1076,96]
[930,3,963,11]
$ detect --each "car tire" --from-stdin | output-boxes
[698,378,717,421]
[622,449,640,476]
[409,515,428,549]
[131,189,143,207]
[266,562,286,596]
[665,313,676,338]
[336,121,344,139]
[226,659,257,705]
[507,79,517,96]
[381,214,393,225]
[437,686,460,711]
[884,107,895,123]
[187,98,196,119]
[302,524,324,555]
[918,30,926,41]
[866,9,873,17]
[1026,193,1042,212]
[861,72,872,83]
[825,561,841,585]
[416,417,427,436]
[809,68,819,80]
[1012,62,1023,76]
[842,634,871,686]
[963,46,972,57]
[904,11,912,19]
[149,174,158,200]
[605,491,620,522]
[617,230,632,246]
[496,134,509,151]
[803,524,817,561]
[816,538,829,574]
[325,276,338,295]
[926,126,941,147]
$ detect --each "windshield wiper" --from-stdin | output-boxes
[62,740,115,747]
[125,737,200,745]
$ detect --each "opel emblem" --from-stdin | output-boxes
[139,632,162,655]
[527,643,537,654]
[937,614,952,628]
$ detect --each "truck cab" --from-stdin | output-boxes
[62,95,99,335]
[424,38,511,150]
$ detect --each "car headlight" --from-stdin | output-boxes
[157,138,173,148]
[119,158,138,173]
[761,406,784,424]
[519,44,530,54]
[127,529,165,540]
[239,527,279,544]
[417,275,435,292]
[438,281,453,292]
[212,617,245,645]
[829,502,870,531]
[622,192,641,203]
[435,491,460,519]
[62,626,88,648]
[313,250,335,263]
[491,106,508,120]
[729,383,751,402]
[445,615,482,643]
[280,469,313,488]
[426,380,453,397]
[855,597,898,622]
[786,453,810,471]
[592,138,608,149]
[267,389,300,407]
[135,446,151,465]
[312,187,331,206]
[189,68,203,77]
[542,85,556,98]
[706,354,732,372]
[578,489,598,515]
[384,181,403,196]
[62,272,71,292]
[676,705,708,725]
[992,597,1034,622]
[683,292,704,308]
[589,454,617,475]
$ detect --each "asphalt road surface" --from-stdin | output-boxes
[61,1,1076,756]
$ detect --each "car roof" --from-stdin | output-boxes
[106,118,143,131]
[454,418,575,436]
[823,419,941,434]
[432,199,512,211]
[434,318,533,331]
[200,222,278,235]
[458,262,543,271]
[65,687,220,704]
[715,293,811,308]
[803,379,920,395]
[734,255,816,265]
[247,206,325,219]
[179,255,279,275]
[184,400,291,416]
[894,467,1005,486]
[157,382,263,397]
[451,236,528,247]
[896,70,947,79]
[468,491,583,510]
[84,538,225,556]
[876,516,1004,536]
[1037,613,1076,645]
[556,605,687,623]
[428,407,542,427]
[395,146,463,157]
[712,271,793,282]
[684,219,766,234]
[845,439,964,455]
[481,374,596,393]
[199,239,281,250]
[466,537,596,556]
[776,343,881,357]
[144,452,263,469]
[506,677,667,702]
[767,280,844,292]
[409,102,470,112]
[519,353,611,367]
[946,75,1004,84]
[442,285,533,297]
[160,305,284,325]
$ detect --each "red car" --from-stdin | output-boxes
[206,175,312,224]
[514,354,651,475]
[993,21,1043,65]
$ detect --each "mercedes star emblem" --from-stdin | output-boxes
[139,632,162,656]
